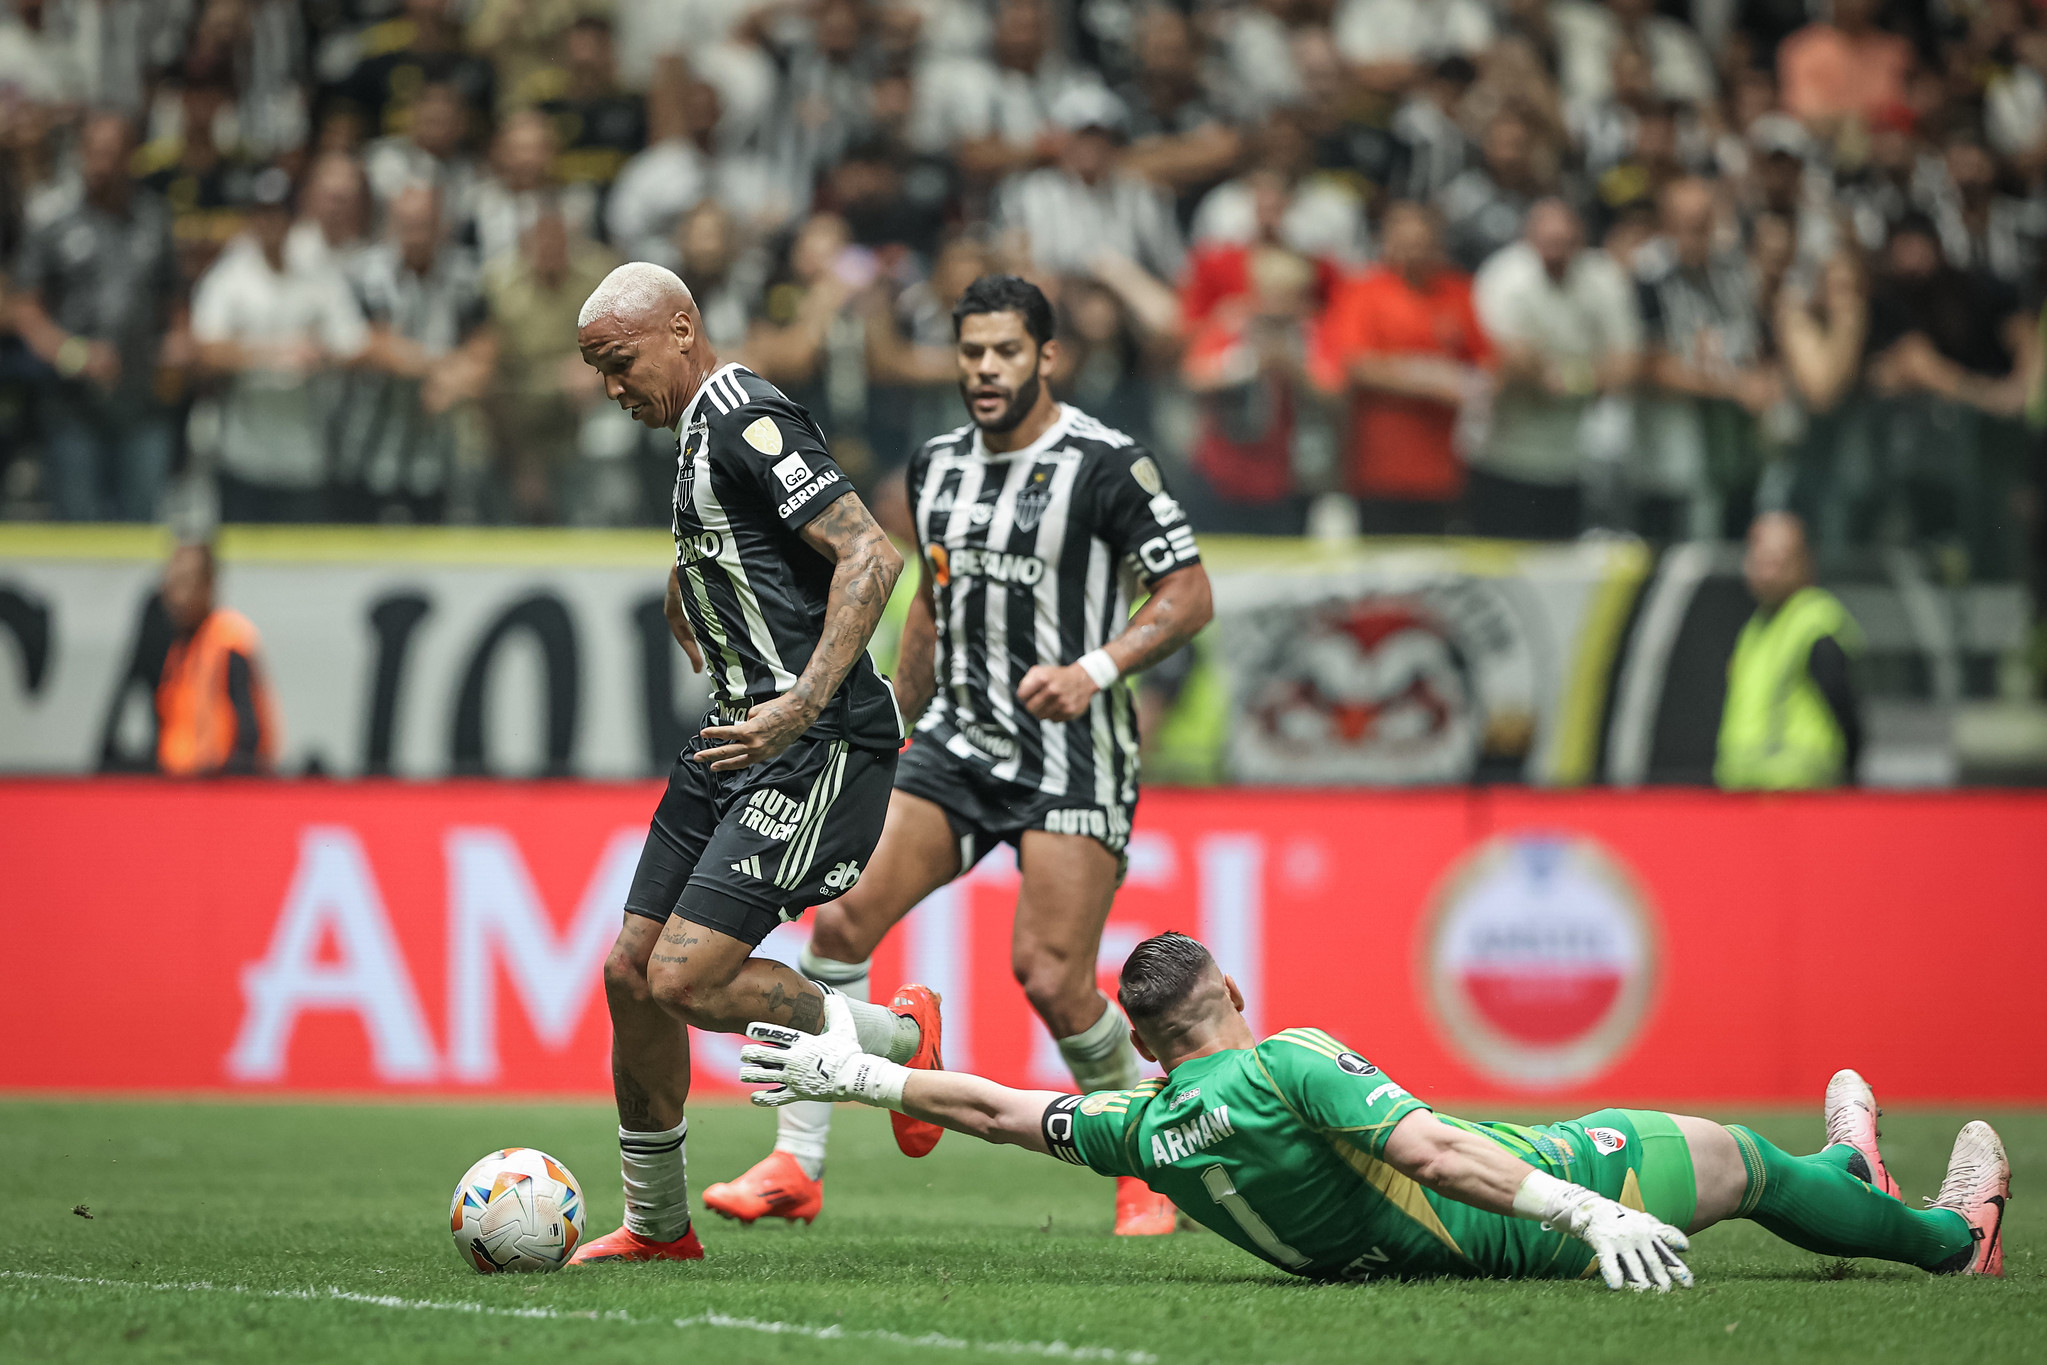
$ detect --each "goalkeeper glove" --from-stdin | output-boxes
[738,991,909,1109]
[1514,1170,1695,1292]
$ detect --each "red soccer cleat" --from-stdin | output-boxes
[702,1150,824,1225]
[1824,1069,1902,1199]
[1113,1177,1178,1236]
[889,983,945,1158]
[567,1224,705,1265]
[1929,1121,2010,1276]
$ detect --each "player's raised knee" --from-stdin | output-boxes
[1012,951,1093,1026]
[809,902,873,965]
[645,954,705,1022]
[602,934,655,1004]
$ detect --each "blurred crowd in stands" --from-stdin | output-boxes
[2,0,2046,590]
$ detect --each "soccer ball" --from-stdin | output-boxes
[449,1147,585,1273]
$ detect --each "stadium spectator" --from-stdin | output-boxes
[324,0,493,140]
[531,16,645,200]
[155,540,279,778]
[470,108,595,264]
[1393,56,1479,204]
[1331,0,1495,92]
[1191,112,1368,267]
[1551,0,1716,113]
[1925,134,2044,290]
[674,198,765,356]
[1179,237,1324,535]
[1312,200,1494,533]
[1471,198,1640,539]
[995,85,1183,289]
[11,110,180,521]
[285,151,371,276]
[1863,213,2038,572]
[480,202,614,523]
[1440,110,1548,272]
[335,182,494,525]
[605,59,716,270]
[1115,4,1241,212]
[1777,0,1914,128]
[190,166,368,523]
[913,0,1098,185]
[1636,176,1778,539]
[362,79,482,223]
[1716,511,1861,790]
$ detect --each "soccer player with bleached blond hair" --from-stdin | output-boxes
[564,261,947,1264]
[737,931,2010,1287]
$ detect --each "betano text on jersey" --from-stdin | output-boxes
[906,403,1201,806]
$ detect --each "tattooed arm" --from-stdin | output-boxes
[695,492,904,771]
[1017,563,1213,723]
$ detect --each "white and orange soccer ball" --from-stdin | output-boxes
[448,1147,585,1273]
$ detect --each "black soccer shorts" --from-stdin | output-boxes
[894,733,1134,876]
[623,713,897,946]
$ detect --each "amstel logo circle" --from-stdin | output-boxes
[1421,834,1658,1089]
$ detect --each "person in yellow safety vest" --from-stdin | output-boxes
[155,542,280,776]
[1715,511,1862,790]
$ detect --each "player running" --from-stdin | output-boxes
[737,931,2010,1287]
[566,262,934,1265]
[704,275,1215,1236]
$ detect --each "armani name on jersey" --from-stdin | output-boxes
[669,363,899,752]
[908,403,1202,803]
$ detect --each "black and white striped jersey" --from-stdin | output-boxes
[669,363,901,752]
[907,403,1202,804]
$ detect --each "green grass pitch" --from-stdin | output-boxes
[3,1098,2041,1364]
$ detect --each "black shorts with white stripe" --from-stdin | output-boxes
[622,719,898,946]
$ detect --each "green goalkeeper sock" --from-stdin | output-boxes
[1725,1126,1973,1270]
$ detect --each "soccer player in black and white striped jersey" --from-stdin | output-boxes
[706,275,1214,1237]
[564,262,946,1266]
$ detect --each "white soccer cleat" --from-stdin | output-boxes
[1927,1120,2009,1276]
[1823,1068,1901,1199]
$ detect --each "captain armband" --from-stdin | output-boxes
[1042,1094,1086,1165]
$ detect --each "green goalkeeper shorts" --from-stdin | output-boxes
[1537,1109,1699,1232]
[1445,1107,1699,1279]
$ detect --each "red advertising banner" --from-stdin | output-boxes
[2,780,2041,1105]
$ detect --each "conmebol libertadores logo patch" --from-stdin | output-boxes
[1421,834,1658,1089]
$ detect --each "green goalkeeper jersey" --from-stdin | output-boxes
[1044,1028,1658,1281]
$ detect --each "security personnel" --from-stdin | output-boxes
[156,542,279,776]
[1716,512,1861,790]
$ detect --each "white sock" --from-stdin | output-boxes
[619,1118,690,1242]
[776,946,870,1180]
[1058,997,1143,1093]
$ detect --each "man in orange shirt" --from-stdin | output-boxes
[155,542,279,777]
[1313,201,1494,533]
[1778,0,1915,128]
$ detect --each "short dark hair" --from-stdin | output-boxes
[951,273,1055,347]
[1117,931,1216,1026]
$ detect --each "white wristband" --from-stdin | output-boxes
[1512,1170,1592,1223]
[836,1054,910,1110]
[1076,649,1121,690]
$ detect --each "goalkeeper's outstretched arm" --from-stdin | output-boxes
[896,1071,1069,1154]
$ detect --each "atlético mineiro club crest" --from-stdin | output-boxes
[676,418,706,507]
[1012,466,1054,533]
[1420,834,1658,1089]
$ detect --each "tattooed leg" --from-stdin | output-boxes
[601,914,692,1129]
[645,916,831,1034]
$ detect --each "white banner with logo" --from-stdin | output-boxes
[0,529,711,777]
[1208,539,1649,786]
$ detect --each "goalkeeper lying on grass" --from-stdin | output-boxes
[738,931,2008,1289]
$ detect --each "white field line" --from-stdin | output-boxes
[0,1269,1156,1364]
